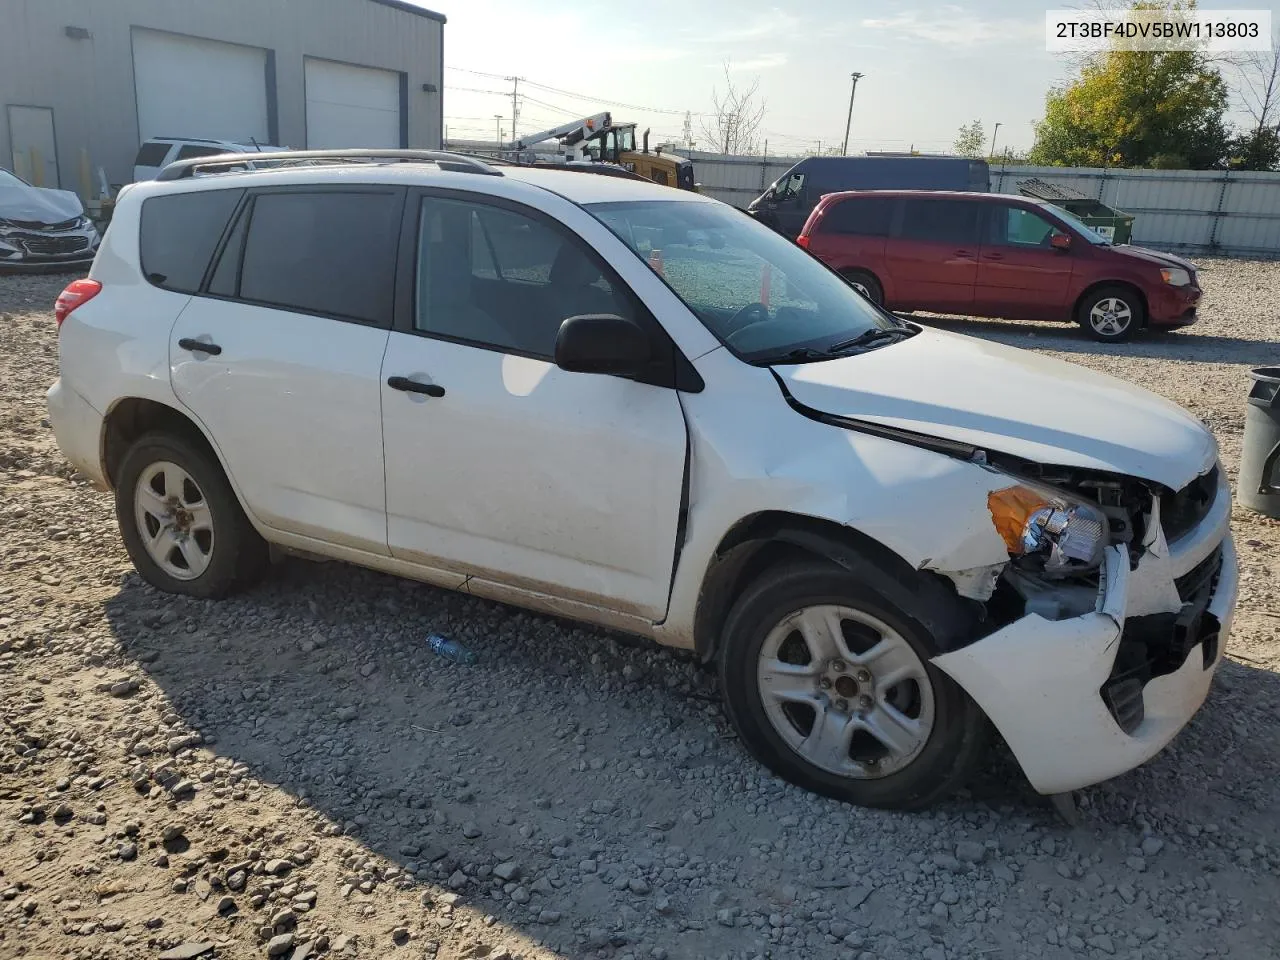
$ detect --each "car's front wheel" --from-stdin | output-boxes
[1078,285,1144,342]
[116,431,268,599]
[719,561,988,809]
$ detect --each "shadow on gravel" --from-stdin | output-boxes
[100,558,1280,957]
[909,315,1280,364]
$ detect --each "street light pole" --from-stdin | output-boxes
[841,72,864,156]
[989,121,1002,160]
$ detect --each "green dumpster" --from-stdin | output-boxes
[1017,177,1135,245]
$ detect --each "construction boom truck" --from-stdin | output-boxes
[509,113,696,191]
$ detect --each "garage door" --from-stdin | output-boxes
[133,29,269,144]
[305,58,402,149]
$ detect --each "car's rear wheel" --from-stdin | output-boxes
[842,270,883,306]
[1078,285,1143,342]
[116,431,268,599]
[719,561,988,809]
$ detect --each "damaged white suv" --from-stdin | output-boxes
[48,149,1237,810]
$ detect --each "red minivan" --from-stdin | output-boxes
[797,190,1202,342]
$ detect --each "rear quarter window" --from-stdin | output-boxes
[139,189,244,293]
[819,197,895,237]
[134,142,172,167]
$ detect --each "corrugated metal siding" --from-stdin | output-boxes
[681,151,1280,256]
[0,0,443,193]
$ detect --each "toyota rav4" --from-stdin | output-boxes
[48,149,1237,810]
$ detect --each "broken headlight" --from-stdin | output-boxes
[988,485,1107,575]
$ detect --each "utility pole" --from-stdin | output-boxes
[839,72,860,156]
[494,115,503,149]
[989,121,1002,159]
[682,111,693,151]
[510,76,520,143]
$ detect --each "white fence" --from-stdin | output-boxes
[677,150,1280,258]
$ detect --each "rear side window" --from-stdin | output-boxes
[819,197,895,237]
[134,142,171,167]
[235,191,400,326]
[175,144,226,161]
[139,189,244,293]
[899,198,981,245]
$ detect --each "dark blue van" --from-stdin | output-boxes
[747,155,990,238]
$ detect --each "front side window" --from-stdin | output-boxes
[587,200,895,363]
[775,172,805,201]
[899,198,982,245]
[235,191,399,325]
[140,189,244,293]
[415,195,631,359]
[990,205,1063,247]
[175,144,226,161]
[1043,203,1111,244]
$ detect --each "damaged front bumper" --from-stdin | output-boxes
[933,471,1237,795]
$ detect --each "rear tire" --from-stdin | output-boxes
[842,270,883,306]
[1078,284,1143,342]
[718,561,988,810]
[115,431,268,599]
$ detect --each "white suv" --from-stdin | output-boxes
[48,149,1237,810]
[132,137,288,182]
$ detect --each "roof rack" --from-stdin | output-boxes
[155,149,503,182]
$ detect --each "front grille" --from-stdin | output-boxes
[1161,464,1218,543]
[1176,545,1224,602]
[16,234,89,256]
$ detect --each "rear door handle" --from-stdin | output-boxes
[955,249,976,259]
[387,375,445,398]
[178,337,222,356]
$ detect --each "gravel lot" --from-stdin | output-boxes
[2,261,1280,960]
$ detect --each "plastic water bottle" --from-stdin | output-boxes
[425,633,477,665]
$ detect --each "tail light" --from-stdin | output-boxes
[55,278,102,328]
[796,235,810,250]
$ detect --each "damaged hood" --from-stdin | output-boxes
[0,175,84,225]
[776,327,1216,490]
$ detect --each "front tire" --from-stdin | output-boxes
[1078,285,1143,342]
[842,270,884,306]
[115,431,268,599]
[718,562,988,809]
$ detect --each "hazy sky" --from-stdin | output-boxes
[421,1,1279,156]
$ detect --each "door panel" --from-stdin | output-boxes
[381,190,688,620]
[976,205,1075,320]
[171,299,391,553]
[885,198,981,313]
[381,337,686,618]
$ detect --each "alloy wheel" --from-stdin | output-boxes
[1089,297,1133,338]
[133,461,215,581]
[756,604,935,779]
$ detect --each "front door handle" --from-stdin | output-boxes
[178,337,222,356]
[984,252,1005,261]
[387,375,445,398]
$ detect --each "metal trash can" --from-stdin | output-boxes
[1238,366,1280,518]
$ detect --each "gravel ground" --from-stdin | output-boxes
[2,261,1280,960]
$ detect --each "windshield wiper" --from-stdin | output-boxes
[827,326,914,353]
[766,346,834,363]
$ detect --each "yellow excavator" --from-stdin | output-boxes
[509,112,696,191]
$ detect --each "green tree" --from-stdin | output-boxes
[1227,126,1280,170]
[1029,2,1230,169]
[954,120,986,158]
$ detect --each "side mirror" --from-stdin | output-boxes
[555,314,652,377]
[1050,233,1072,251]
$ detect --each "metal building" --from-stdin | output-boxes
[1,0,445,196]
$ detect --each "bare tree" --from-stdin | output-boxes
[699,64,766,155]
[1229,38,1280,133]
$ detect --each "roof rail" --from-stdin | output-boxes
[154,149,503,182]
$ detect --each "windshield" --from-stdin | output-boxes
[1042,202,1110,244]
[586,199,897,363]
[0,169,27,189]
